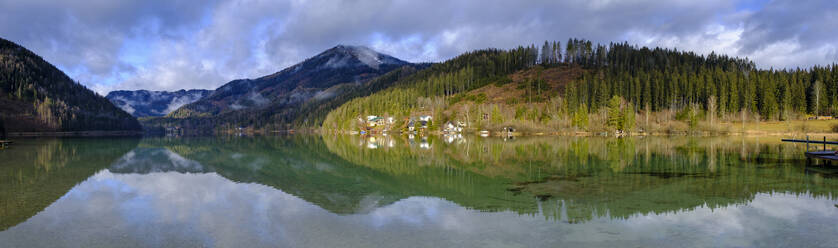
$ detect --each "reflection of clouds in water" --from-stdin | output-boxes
[2,171,837,247]
[749,191,835,221]
[367,197,441,227]
[363,196,483,233]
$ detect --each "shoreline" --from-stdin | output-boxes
[235,127,838,138]
[7,130,143,138]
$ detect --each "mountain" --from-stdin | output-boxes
[106,89,212,117]
[0,37,141,132]
[169,45,410,118]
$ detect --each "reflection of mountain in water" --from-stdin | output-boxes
[113,137,409,214]
[0,138,140,231]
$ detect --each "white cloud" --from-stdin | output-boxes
[0,0,835,94]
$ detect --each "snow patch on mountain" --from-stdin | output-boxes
[112,97,137,115]
[318,45,405,70]
[348,46,383,69]
[105,89,212,117]
[324,55,351,69]
[165,92,208,114]
[249,91,269,106]
[229,91,269,110]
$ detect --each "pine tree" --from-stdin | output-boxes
[607,96,624,131]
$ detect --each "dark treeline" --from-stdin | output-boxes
[558,38,838,120]
[0,38,141,132]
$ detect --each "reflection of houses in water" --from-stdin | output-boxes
[361,135,397,149]
[443,133,465,144]
[366,136,379,149]
[419,137,430,149]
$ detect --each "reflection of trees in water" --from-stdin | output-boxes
[323,135,838,223]
[0,138,139,231]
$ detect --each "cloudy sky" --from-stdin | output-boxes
[0,0,835,94]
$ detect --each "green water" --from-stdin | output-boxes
[0,135,837,247]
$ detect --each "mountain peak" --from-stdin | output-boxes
[170,44,413,117]
[315,45,407,70]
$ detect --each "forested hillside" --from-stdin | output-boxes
[0,38,141,132]
[324,39,838,133]
[323,47,540,130]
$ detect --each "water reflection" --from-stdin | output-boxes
[0,135,837,247]
[325,135,838,222]
[0,138,139,231]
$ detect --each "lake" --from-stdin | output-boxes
[1,135,837,247]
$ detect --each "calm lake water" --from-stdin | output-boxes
[1,135,837,247]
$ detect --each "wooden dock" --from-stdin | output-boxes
[805,151,838,162]
[782,136,837,165]
[0,140,12,149]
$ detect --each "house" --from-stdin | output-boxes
[502,126,516,134]
[444,121,464,133]
[418,115,432,128]
[407,120,416,131]
[366,115,385,127]
[165,126,184,136]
